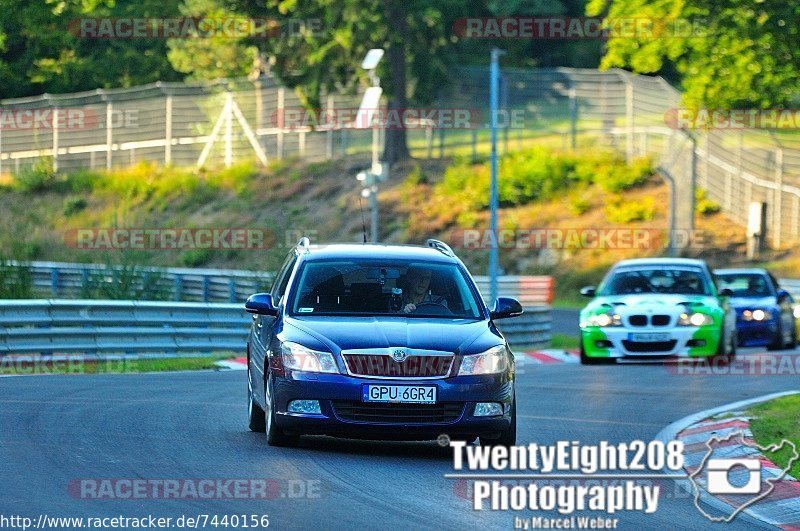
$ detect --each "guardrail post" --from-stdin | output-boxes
[202,276,210,302]
[51,269,59,298]
[173,275,183,301]
[229,278,237,303]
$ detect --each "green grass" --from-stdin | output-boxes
[0,354,234,376]
[550,333,580,350]
[747,394,800,479]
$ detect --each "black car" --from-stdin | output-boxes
[245,238,523,447]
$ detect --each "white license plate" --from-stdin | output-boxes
[362,385,437,404]
[628,332,671,342]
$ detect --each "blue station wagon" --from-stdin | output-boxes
[245,239,522,447]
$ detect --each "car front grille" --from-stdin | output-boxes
[651,315,670,326]
[628,315,671,327]
[621,340,677,352]
[343,354,453,378]
[628,315,647,327]
[331,401,464,424]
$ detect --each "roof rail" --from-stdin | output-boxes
[295,237,311,255]
[426,239,454,257]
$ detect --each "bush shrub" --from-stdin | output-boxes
[605,197,656,223]
[181,249,213,267]
[435,147,653,211]
[80,262,170,300]
[570,196,592,216]
[0,259,33,298]
[15,158,57,193]
[63,197,88,216]
[696,188,721,216]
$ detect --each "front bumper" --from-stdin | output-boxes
[271,371,514,440]
[736,319,779,347]
[581,325,721,359]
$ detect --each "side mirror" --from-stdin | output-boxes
[718,288,734,297]
[580,286,596,298]
[245,293,278,316]
[777,288,790,303]
[490,297,523,320]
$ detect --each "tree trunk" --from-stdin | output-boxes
[383,0,410,163]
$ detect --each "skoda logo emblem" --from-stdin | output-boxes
[391,349,407,362]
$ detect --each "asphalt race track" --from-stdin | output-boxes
[1,350,797,530]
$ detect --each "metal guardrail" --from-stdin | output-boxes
[16,261,274,303]
[0,300,249,354]
[0,300,550,355]
[495,307,551,349]
[7,261,554,305]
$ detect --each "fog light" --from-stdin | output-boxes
[474,402,503,417]
[595,340,612,348]
[288,400,322,414]
[687,339,706,347]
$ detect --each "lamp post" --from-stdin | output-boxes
[358,49,384,242]
[489,48,506,304]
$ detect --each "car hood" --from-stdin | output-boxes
[583,293,719,314]
[282,316,501,355]
[728,296,777,309]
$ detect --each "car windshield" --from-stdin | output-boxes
[289,259,483,319]
[599,267,712,296]
[716,273,774,297]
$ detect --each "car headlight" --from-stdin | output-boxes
[584,312,623,327]
[458,345,509,376]
[280,341,339,374]
[742,309,773,322]
[678,312,713,326]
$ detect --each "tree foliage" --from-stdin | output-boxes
[587,0,800,108]
[0,0,183,98]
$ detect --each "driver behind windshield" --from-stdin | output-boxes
[400,267,449,314]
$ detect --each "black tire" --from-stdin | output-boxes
[265,376,298,447]
[712,325,734,364]
[248,365,266,433]
[767,323,786,351]
[480,398,516,447]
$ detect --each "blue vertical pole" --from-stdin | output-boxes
[489,48,504,306]
[51,268,59,298]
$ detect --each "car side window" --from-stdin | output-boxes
[271,253,297,304]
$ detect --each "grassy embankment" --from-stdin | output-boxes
[748,394,800,479]
[0,137,755,306]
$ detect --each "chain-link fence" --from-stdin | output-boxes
[3,67,800,247]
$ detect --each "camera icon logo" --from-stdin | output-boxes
[706,458,761,495]
[689,430,798,522]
